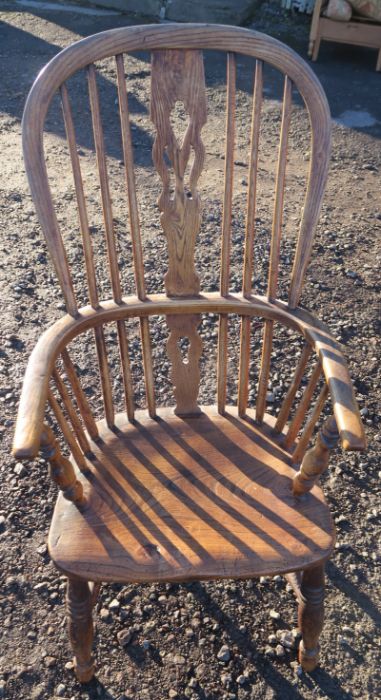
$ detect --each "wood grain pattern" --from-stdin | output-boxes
[166,314,203,416]
[151,49,206,414]
[13,292,366,459]
[48,407,335,583]
[151,49,206,297]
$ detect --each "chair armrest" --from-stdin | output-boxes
[13,345,54,460]
[304,324,366,452]
[272,301,367,452]
[12,315,76,460]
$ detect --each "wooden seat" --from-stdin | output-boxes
[13,23,366,683]
[50,408,334,583]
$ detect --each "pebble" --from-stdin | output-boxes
[236,674,247,685]
[44,656,57,668]
[55,685,66,697]
[14,462,26,477]
[142,639,150,650]
[109,598,120,610]
[290,660,303,676]
[217,645,231,662]
[277,630,297,649]
[264,645,276,658]
[100,608,111,622]
[275,644,285,658]
[269,609,281,620]
[168,691,178,699]
[0,515,6,532]
[117,629,133,647]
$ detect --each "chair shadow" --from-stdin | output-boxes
[191,581,357,700]
[327,561,381,627]
[75,410,333,583]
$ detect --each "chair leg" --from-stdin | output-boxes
[298,563,325,672]
[67,577,95,682]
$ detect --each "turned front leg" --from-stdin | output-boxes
[67,578,95,682]
[40,424,84,504]
[293,415,339,496]
[298,564,325,672]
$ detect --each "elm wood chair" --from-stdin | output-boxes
[13,24,366,682]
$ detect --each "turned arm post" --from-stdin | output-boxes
[40,424,85,504]
[292,415,339,497]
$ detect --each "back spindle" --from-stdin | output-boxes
[60,83,99,309]
[256,76,292,423]
[116,54,155,418]
[238,60,263,417]
[217,52,236,414]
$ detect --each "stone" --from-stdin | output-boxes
[269,609,281,620]
[278,630,296,649]
[275,644,285,657]
[55,685,66,697]
[14,462,26,477]
[217,644,231,662]
[100,608,111,622]
[169,691,179,699]
[236,674,247,685]
[117,629,133,647]
[109,598,120,610]
[264,645,276,658]
[0,515,6,532]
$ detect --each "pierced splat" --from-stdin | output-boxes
[151,49,207,296]
[151,49,207,415]
[166,314,202,415]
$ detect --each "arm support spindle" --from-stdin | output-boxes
[292,415,339,496]
[40,424,85,504]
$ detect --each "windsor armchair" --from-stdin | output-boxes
[13,24,366,682]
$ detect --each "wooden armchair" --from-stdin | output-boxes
[13,24,366,682]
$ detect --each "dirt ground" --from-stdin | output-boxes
[0,3,380,700]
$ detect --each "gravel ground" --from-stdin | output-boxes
[0,4,380,700]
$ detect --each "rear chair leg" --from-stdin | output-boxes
[298,563,325,672]
[67,578,95,682]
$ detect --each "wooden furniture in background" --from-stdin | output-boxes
[13,24,366,682]
[309,0,381,70]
